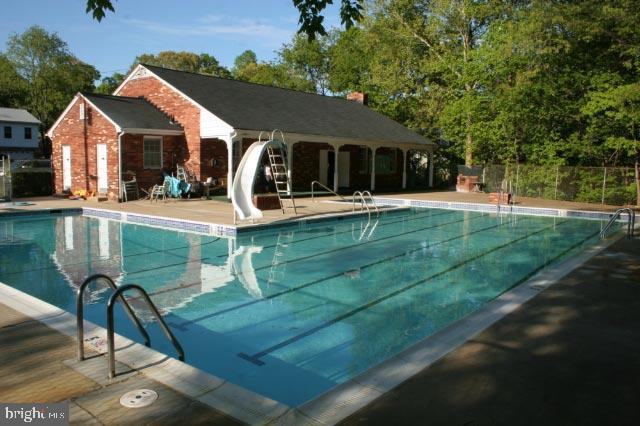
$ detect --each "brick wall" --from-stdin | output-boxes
[200,138,228,182]
[121,134,187,190]
[117,76,204,179]
[50,96,120,199]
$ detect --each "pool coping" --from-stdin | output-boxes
[0,205,633,424]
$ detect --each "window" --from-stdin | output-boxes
[4,126,11,139]
[143,136,162,169]
[24,127,32,140]
[375,150,399,175]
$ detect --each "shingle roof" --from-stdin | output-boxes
[142,64,430,145]
[82,93,182,132]
[0,108,40,124]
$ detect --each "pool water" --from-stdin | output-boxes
[0,208,609,405]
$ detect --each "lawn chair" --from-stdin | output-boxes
[150,177,171,202]
[121,177,140,202]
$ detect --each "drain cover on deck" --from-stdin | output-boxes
[119,389,158,408]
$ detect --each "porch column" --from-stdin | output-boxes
[286,140,296,193]
[223,136,236,199]
[401,148,409,189]
[428,150,434,188]
[370,145,379,191]
[331,143,343,193]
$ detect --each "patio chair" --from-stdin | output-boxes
[150,177,171,202]
[121,177,139,202]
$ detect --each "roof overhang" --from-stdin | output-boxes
[233,129,435,151]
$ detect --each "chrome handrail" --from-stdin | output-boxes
[600,208,635,239]
[76,274,150,361]
[352,191,370,218]
[361,191,379,215]
[107,284,184,379]
[311,180,346,202]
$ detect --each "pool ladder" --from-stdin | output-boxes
[352,191,379,219]
[600,208,636,239]
[76,274,185,379]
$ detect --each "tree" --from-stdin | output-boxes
[131,51,230,77]
[231,50,315,92]
[233,50,258,74]
[4,26,99,156]
[0,55,28,107]
[279,33,332,94]
[95,72,125,94]
[84,0,363,40]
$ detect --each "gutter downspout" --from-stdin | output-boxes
[118,131,124,202]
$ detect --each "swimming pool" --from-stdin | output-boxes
[0,208,612,406]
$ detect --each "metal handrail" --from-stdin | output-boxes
[600,208,636,239]
[361,191,379,215]
[352,191,370,218]
[311,181,346,202]
[76,274,150,361]
[107,284,184,378]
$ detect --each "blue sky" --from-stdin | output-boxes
[0,0,342,79]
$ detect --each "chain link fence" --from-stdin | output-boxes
[475,164,638,206]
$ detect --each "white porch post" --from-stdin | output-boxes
[286,140,296,193]
[331,143,342,193]
[224,136,236,199]
[428,150,434,188]
[370,145,378,191]
[401,148,408,189]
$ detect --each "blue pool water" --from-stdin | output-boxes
[0,208,610,405]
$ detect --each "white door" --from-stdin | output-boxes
[319,150,329,186]
[62,146,71,191]
[97,144,107,194]
[338,151,350,188]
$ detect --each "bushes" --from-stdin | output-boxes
[11,171,52,197]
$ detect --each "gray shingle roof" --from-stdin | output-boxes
[142,64,430,145]
[82,93,182,132]
[0,108,40,124]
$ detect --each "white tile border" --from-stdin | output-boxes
[372,196,635,223]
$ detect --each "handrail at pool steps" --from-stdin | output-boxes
[352,191,379,218]
[107,283,185,379]
[310,180,346,202]
[600,208,635,239]
[76,274,150,361]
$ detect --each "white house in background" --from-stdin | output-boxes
[0,107,41,160]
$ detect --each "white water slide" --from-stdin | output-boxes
[231,137,288,221]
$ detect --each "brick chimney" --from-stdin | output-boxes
[346,92,368,105]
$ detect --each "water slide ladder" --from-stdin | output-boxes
[76,274,184,379]
[267,144,297,215]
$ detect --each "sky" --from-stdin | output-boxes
[0,0,343,79]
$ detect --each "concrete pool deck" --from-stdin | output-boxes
[0,191,633,229]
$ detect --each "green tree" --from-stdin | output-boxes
[279,33,332,94]
[4,26,99,156]
[0,55,28,107]
[132,51,230,77]
[95,72,125,94]
[232,50,258,74]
